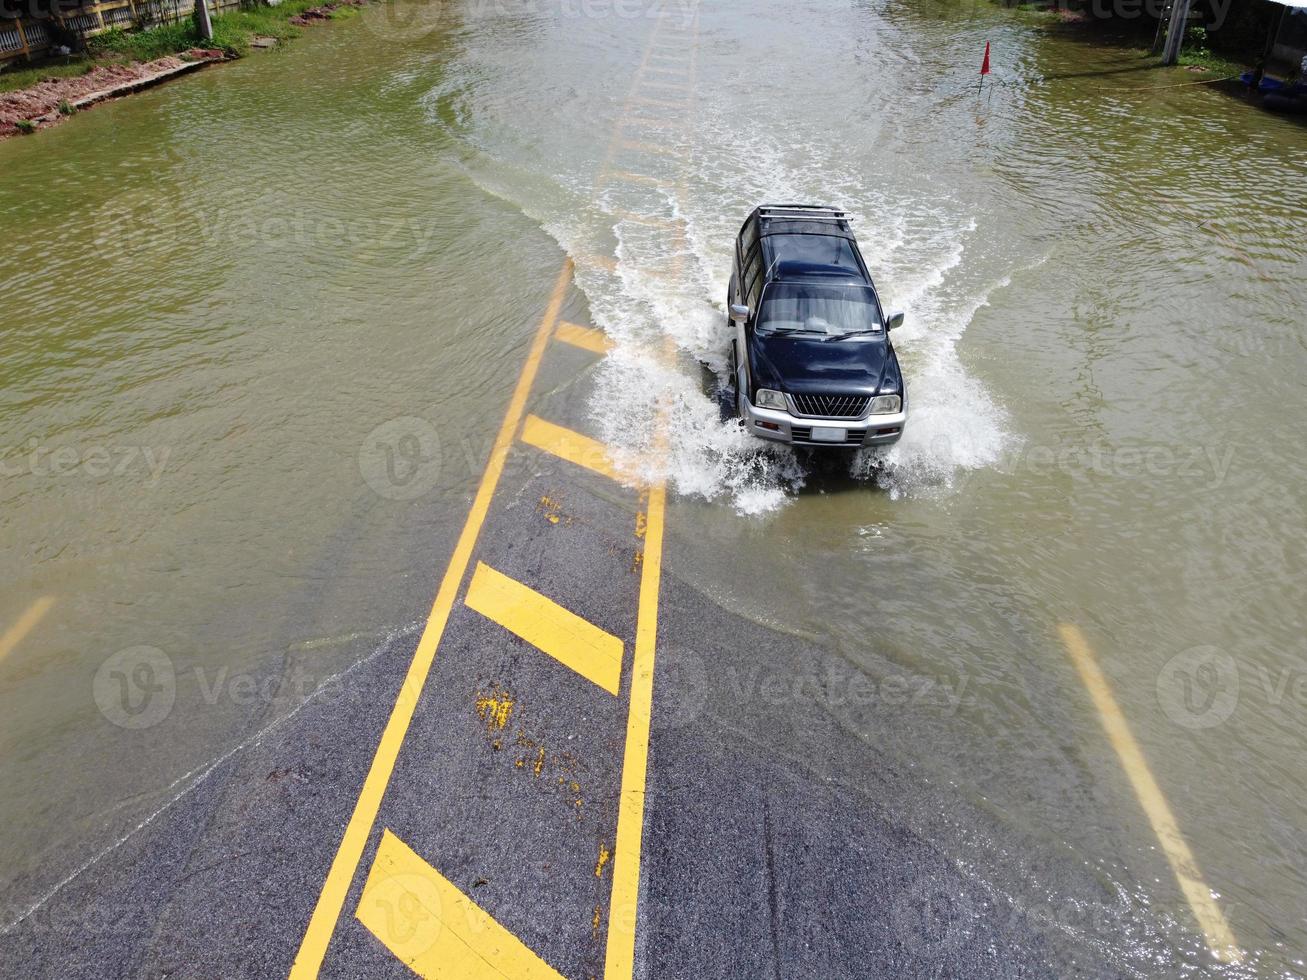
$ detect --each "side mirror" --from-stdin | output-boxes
[729,304,750,324]
[887,310,905,331]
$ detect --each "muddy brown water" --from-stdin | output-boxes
[1,0,1305,973]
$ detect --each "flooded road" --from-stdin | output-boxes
[2,0,1306,974]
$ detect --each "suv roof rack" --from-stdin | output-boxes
[756,204,849,222]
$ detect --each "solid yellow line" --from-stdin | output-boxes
[521,415,619,481]
[357,829,566,980]
[603,482,667,979]
[289,261,573,980]
[465,562,623,696]
[556,320,613,355]
[1059,623,1242,964]
[0,595,55,664]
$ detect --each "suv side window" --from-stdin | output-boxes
[741,242,763,310]
[741,219,758,257]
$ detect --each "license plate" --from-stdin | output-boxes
[810,426,844,443]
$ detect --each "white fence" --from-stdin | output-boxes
[1,0,244,63]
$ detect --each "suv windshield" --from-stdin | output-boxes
[756,283,883,337]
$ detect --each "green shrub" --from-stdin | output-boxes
[89,23,198,62]
[15,119,37,134]
[58,99,77,116]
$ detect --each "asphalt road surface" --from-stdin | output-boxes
[0,267,1132,979]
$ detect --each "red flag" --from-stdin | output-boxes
[981,41,991,75]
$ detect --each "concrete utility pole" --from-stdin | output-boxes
[1161,0,1194,65]
[195,0,213,41]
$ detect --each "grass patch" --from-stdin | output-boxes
[15,119,37,133]
[0,58,96,93]
[1176,31,1248,76]
[1177,50,1247,75]
[89,23,199,61]
[87,0,339,62]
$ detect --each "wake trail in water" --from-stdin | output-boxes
[429,4,1016,513]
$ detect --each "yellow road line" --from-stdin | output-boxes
[605,13,692,974]
[289,261,573,980]
[465,562,623,696]
[579,252,619,272]
[556,320,613,354]
[0,595,55,664]
[604,482,667,980]
[356,829,566,980]
[521,415,619,481]
[1059,624,1242,964]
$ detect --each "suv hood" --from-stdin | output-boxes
[748,332,894,396]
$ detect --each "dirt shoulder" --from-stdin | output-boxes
[0,0,367,141]
[1,51,224,139]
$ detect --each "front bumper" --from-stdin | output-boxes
[741,396,906,448]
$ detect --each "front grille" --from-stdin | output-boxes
[791,427,865,446]
[790,393,871,418]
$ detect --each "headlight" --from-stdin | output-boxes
[754,388,787,411]
[869,394,901,414]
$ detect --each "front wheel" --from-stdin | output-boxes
[730,340,745,421]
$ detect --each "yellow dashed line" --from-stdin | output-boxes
[580,252,619,272]
[556,321,613,355]
[1059,624,1242,964]
[521,415,619,481]
[466,562,624,696]
[296,9,687,977]
[356,829,566,980]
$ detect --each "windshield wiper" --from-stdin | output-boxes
[820,329,880,341]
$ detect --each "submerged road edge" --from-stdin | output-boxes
[289,260,574,979]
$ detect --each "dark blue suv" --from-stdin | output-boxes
[728,204,907,448]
